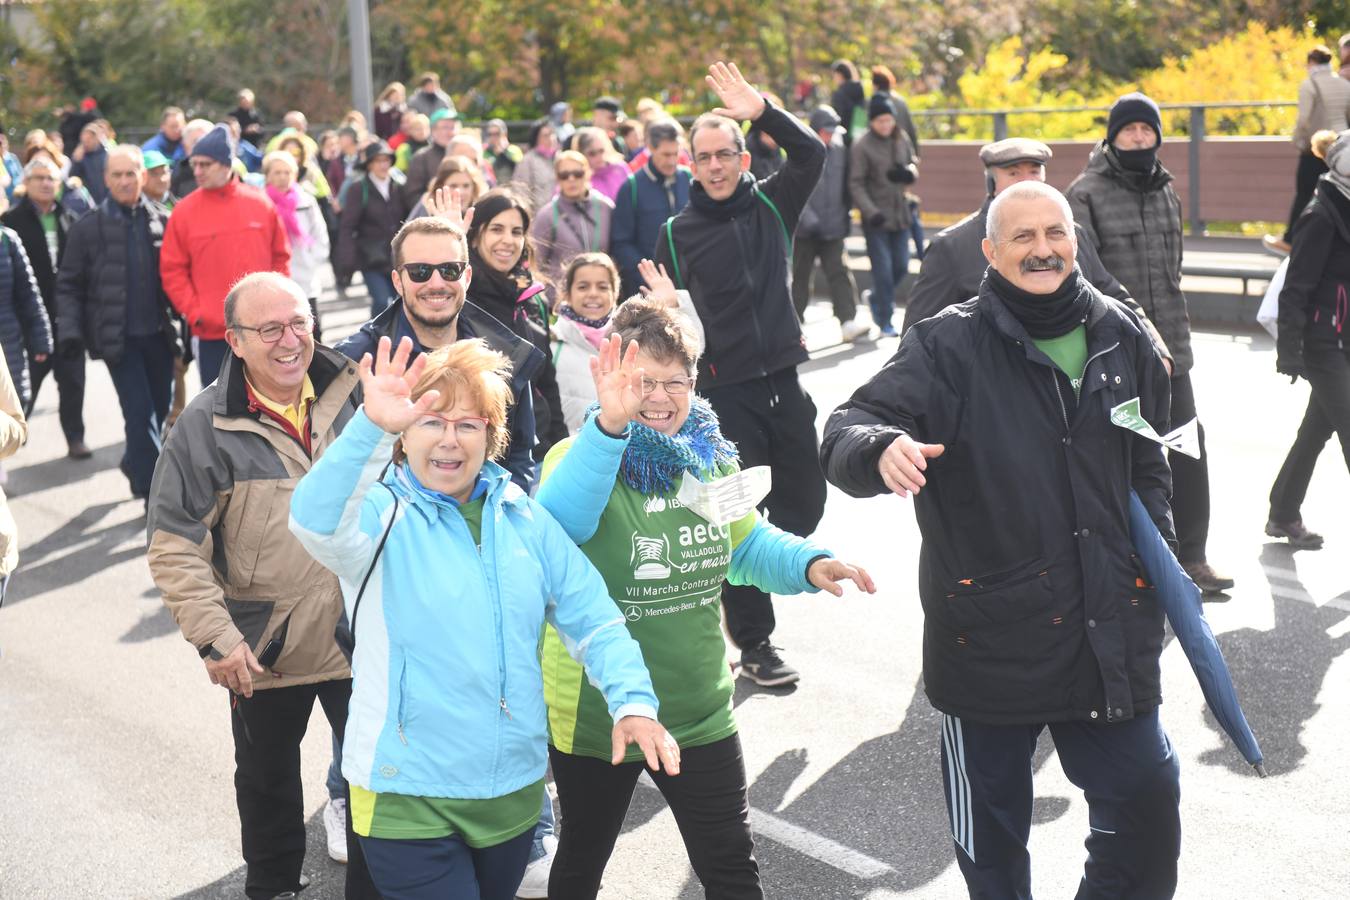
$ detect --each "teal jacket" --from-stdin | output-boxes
[289,409,659,799]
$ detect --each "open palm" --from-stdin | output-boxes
[359,336,440,434]
[706,61,766,122]
[589,334,644,434]
[638,259,679,308]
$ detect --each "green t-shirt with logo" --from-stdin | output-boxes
[1033,325,1088,397]
[38,210,58,268]
[540,438,757,762]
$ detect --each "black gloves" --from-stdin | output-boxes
[868,212,886,228]
[886,163,917,184]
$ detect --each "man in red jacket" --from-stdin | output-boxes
[160,124,290,387]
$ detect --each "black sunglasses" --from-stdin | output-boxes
[399,261,468,283]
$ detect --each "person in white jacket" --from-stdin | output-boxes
[263,151,331,341]
[551,254,703,434]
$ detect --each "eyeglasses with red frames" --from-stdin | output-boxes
[412,413,490,437]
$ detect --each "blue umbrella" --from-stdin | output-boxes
[1128,491,1266,776]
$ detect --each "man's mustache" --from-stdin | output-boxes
[1021,254,1066,273]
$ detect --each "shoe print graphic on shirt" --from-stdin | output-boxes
[631,533,674,580]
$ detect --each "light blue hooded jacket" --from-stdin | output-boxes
[290,409,659,799]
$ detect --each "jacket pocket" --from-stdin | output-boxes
[224,596,277,653]
[1123,554,1165,694]
[223,481,276,589]
[927,559,1076,708]
[395,654,411,746]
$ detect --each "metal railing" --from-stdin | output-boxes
[910,101,1298,235]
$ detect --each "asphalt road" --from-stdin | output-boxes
[1,283,1347,899]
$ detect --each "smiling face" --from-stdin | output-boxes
[566,264,617,319]
[401,399,488,502]
[982,195,1077,295]
[225,283,314,403]
[144,164,171,201]
[691,122,750,202]
[475,208,525,274]
[24,160,59,207]
[393,231,471,334]
[633,351,693,435]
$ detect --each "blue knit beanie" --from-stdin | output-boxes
[191,124,234,166]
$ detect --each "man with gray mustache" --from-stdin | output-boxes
[822,180,1182,899]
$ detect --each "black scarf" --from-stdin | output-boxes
[1109,144,1158,175]
[688,172,756,221]
[986,266,1091,339]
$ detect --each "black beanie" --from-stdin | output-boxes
[1106,92,1162,145]
[868,93,897,121]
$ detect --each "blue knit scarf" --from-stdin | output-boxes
[585,397,739,495]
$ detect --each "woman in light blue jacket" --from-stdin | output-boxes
[290,335,678,900]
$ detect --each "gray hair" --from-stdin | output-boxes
[986,180,1075,243]
[688,113,745,154]
[225,272,307,330]
[646,118,684,150]
[22,156,60,179]
[107,144,144,170]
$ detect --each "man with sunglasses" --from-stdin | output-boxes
[336,214,546,491]
[148,271,379,900]
[652,62,827,687]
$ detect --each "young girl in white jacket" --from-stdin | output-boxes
[551,253,703,434]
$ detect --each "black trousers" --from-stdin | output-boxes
[791,235,857,324]
[704,368,827,649]
[1167,372,1211,566]
[230,678,378,900]
[25,350,86,443]
[1283,152,1329,243]
[1269,348,1350,521]
[548,734,760,899]
[939,710,1181,900]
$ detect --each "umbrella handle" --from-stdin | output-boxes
[1253,763,1268,778]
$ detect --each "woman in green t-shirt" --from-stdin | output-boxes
[535,299,874,898]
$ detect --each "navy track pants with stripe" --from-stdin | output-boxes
[940,708,1181,899]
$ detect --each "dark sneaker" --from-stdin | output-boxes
[1183,562,1235,594]
[739,642,800,686]
[1265,518,1324,549]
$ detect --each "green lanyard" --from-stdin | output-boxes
[552,194,601,252]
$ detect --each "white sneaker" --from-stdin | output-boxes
[323,797,348,864]
[840,319,871,342]
[515,833,557,898]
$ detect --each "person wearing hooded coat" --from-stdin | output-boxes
[1266,129,1350,549]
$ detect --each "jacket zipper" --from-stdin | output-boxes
[1050,340,1120,442]
[730,213,770,381]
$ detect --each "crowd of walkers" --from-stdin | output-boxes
[1,43,1347,900]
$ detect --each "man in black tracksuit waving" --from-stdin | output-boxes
[821,181,1183,898]
[654,62,826,686]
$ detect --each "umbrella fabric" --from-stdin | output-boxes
[1128,491,1266,775]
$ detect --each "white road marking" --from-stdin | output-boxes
[635,774,897,880]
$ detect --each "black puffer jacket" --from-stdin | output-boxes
[653,101,825,389]
[0,227,53,404]
[55,196,179,365]
[1277,179,1350,373]
[821,274,1174,725]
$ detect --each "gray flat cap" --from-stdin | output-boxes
[979,138,1053,167]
